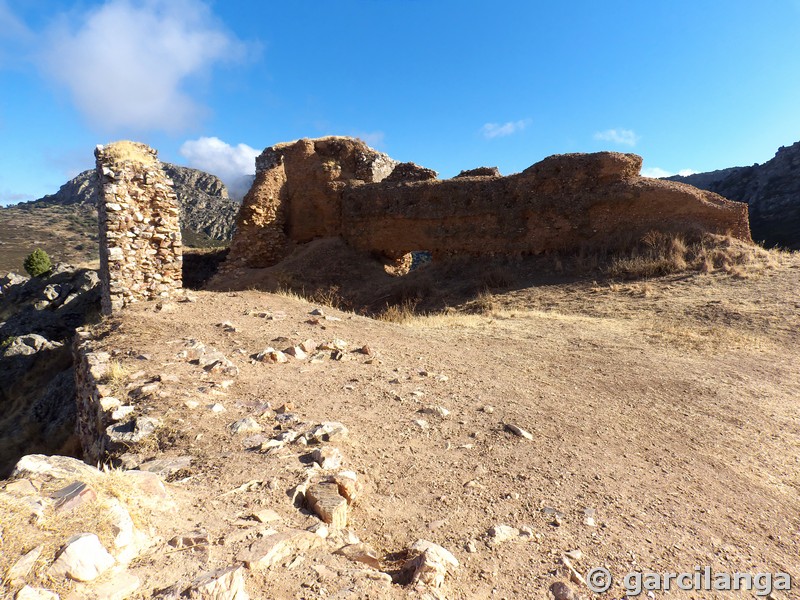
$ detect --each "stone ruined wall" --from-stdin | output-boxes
[222,137,752,270]
[95,141,182,314]
[73,330,116,465]
[342,152,752,258]
[224,137,397,269]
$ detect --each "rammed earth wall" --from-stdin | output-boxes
[95,141,182,314]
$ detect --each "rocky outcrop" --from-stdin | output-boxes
[30,163,239,243]
[223,137,751,269]
[454,166,501,178]
[384,162,438,182]
[667,140,800,248]
[0,265,101,477]
[95,141,183,314]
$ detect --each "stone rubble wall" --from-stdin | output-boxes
[222,137,752,269]
[73,330,116,465]
[95,141,182,314]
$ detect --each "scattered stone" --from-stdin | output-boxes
[549,581,576,600]
[335,543,381,569]
[520,525,534,537]
[311,446,344,470]
[99,396,122,411]
[583,508,597,527]
[307,422,349,443]
[357,345,373,355]
[184,565,249,600]
[184,400,200,409]
[238,530,324,570]
[209,403,226,413]
[138,456,193,477]
[306,482,348,528]
[6,546,43,585]
[107,416,159,444]
[252,509,282,524]
[284,346,307,360]
[405,540,459,589]
[420,405,450,418]
[488,524,519,544]
[308,523,329,538]
[255,348,288,364]
[504,423,534,440]
[310,308,324,316]
[110,405,135,421]
[48,533,115,582]
[158,373,180,383]
[230,417,263,435]
[169,530,210,554]
[465,540,478,553]
[299,339,317,353]
[4,479,39,496]
[219,321,238,332]
[565,549,583,561]
[329,471,362,504]
[88,571,141,600]
[482,405,495,414]
[413,419,430,430]
[51,481,97,513]
[15,587,59,600]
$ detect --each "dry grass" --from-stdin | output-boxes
[100,360,130,398]
[102,140,157,167]
[607,232,782,279]
[376,299,419,323]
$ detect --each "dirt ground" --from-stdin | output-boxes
[31,250,798,599]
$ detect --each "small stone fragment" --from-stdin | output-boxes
[284,346,307,360]
[184,565,249,600]
[311,446,343,470]
[583,508,597,527]
[6,546,42,585]
[420,405,450,418]
[504,423,534,440]
[329,471,362,504]
[252,509,281,524]
[482,405,495,414]
[488,524,519,544]
[169,530,209,553]
[48,533,115,582]
[306,482,348,528]
[413,419,429,430]
[307,422,349,443]
[405,540,459,589]
[89,571,141,600]
[230,417,262,435]
[238,530,323,570]
[465,540,478,553]
[15,587,59,600]
[549,581,576,600]
[565,549,583,561]
[299,339,317,353]
[51,481,97,514]
[335,543,381,569]
[209,403,226,413]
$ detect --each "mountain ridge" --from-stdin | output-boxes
[667,140,800,249]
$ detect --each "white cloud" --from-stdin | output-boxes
[641,167,697,179]
[594,128,640,147]
[481,118,532,139]
[38,0,245,132]
[180,136,259,200]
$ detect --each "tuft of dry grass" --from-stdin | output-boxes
[607,232,782,280]
[101,140,157,167]
[376,300,419,323]
[99,360,130,399]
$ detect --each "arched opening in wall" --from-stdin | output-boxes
[382,251,432,276]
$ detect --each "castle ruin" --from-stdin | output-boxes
[94,141,182,314]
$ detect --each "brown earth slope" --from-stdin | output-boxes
[5,254,796,599]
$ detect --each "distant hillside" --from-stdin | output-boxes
[0,164,241,274]
[667,141,800,249]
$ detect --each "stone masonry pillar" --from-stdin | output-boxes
[94,141,182,315]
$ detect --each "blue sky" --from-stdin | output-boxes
[1,0,800,205]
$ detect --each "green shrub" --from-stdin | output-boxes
[23,248,52,277]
